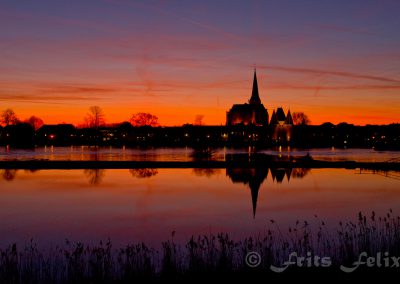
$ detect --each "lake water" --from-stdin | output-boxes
[0,146,399,162]
[1,166,399,248]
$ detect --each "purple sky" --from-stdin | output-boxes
[0,0,399,125]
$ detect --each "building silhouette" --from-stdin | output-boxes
[226,70,269,126]
[270,107,293,144]
[226,70,293,144]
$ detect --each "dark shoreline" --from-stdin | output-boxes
[0,159,399,170]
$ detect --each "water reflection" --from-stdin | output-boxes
[0,169,40,182]
[1,165,307,219]
[1,167,400,248]
[129,169,158,178]
[226,167,268,218]
[89,147,100,161]
[291,168,311,179]
[1,169,17,181]
[84,169,106,185]
[1,166,399,221]
[226,167,310,218]
[0,168,160,184]
[0,168,400,221]
[357,168,400,181]
[84,169,160,184]
[192,168,221,177]
[2,147,399,162]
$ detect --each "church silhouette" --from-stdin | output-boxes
[226,70,293,143]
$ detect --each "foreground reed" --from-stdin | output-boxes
[1,211,400,283]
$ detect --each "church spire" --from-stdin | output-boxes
[249,69,261,104]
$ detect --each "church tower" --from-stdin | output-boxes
[226,69,268,126]
[249,69,262,105]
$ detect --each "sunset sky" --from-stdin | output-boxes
[1,0,399,126]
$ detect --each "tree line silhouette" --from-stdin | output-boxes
[1,107,160,129]
[0,107,399,150]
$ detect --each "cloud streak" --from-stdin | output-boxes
[257,65,400,83]
[35,84,117,95]
[0,93,103,102]
[269,83,400,91]
[312,24,379,36]
[0,82,119,103]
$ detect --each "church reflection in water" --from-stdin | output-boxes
[1,164,308,219]
[226,166,310,218]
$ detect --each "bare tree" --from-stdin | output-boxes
[25,115,44,131]
[1,109,19,126]
[292,112,311,125]
[85,106,105,128]
[130,112,159,127]
[194,114,204,126]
